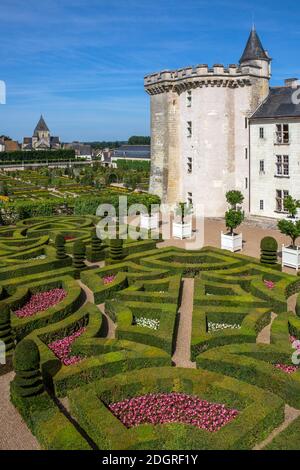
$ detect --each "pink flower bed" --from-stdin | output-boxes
[64,236,75,241]
[290,335,300,348]
[48,327,86,366]
[14,288,67,318]
[103,274,116,285]
[108,392,239,432]
[264,279,275,289]
[274,363,299,374]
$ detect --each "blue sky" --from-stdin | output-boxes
[1,0,300,142]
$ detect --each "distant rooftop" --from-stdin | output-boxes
[251,83,300,119]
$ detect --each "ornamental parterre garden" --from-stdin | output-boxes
[1,215,300,450]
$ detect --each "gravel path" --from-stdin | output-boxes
[256,312,277,345]
[253,404,300,450]
[172,278,196,368]
[0,371,40,450]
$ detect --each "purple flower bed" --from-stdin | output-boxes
[103,274,116,285]
[108,392,239,432]
[48,327,86,366]
[14,288,67,318]
[264,279,275,289]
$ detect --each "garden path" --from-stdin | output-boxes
[256,312,277,345]
[172,278,196,369]
[287,293,298,314]
[253,404,300,450]
[0,371,40,450]
[77,280,116,339]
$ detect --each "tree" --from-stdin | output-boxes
[225,208,244,235]
[284,195,300,219]
[73,240,86,272]
[278,219,300,248]
[11,340,44,398]
[260,236,278,265]
[226,190,244,209]
[55,234,68,259]
[175,202,193,224]
[91,228,103,262]
[128,136,150,145]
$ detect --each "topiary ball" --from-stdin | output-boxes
[13,339,40,372]
[260,237,278,252]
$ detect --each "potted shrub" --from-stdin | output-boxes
[172,202,193,239]
[284,196,300,223]
[278,218,300,271]
[221,190,244,252]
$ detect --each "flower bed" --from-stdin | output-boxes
[14,288,67,318]
[208,322,241,333]
[64,236,75,241]
[274,364,299,374]
[134,317,160,330]
[103,274,116,285]
[48,327,86,366]
[108,392,239,432]
[264,280,275,290]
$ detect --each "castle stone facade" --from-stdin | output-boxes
[145,28,272,217]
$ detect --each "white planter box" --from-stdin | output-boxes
[172,222,192,239]
[282,245,300,271]
[140,213,159,230]
[221,232,243,252]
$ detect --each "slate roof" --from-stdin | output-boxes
[113,145,150,159]
[34,115,50,136]
[240,28,270,64]
[251,86,300,119]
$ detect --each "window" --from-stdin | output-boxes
[187,90,192,108]
[187,157,192,174]
[276,189,289,212]
[259,127,264,139]
[187,192,193,206]
[245,118,248,129]
[260,200,264,210]
[245,148,248,160]
[276,155,289,176]
[259,160,265,173]
[187,121,192,138]
[245,177,248,189]
[275,124,289,144]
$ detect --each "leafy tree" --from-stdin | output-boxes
[278,219,300,248]
[128,136,150,145]
[175,202,193,224]
[284,195,300,218]
[226,190,244,209]
[225,208,244,235]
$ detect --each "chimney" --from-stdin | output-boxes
[285,78,299,88]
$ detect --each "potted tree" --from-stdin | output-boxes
[284,195,300,223]
[140,199,159,230]
[172,202,193,239]
[278,218,300,271]
[221,190,244,252]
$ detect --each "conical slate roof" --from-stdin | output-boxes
[34,115,49,136]
[239,28,270,64]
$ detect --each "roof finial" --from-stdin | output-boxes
[252,12,255,31]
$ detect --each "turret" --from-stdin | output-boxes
[239,26,271,79]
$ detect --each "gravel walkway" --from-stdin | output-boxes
[172,278,196,368]
[0,371,40,450]
[256,312,277,345]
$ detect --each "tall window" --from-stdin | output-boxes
[276,189,289,212]
[259,127,264,139]
[245,148,248,160]
[187,192,193,206]
[187,157,192,174]
[187,121,192,138]
[276,155,289,176]
[260,200,264,210]
[187,90,192,108]
[245,118,248,129]
[259,160,265,173]
[275,124,289,144]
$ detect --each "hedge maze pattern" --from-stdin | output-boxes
[2,218,300,450]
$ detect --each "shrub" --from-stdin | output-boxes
[73,240,86,271]
[90,228,103,261]
[109,239,124,261]
[260,237,278,266]
[12,339,44,398]
[0,305,14,353]
[55,234,68,260]
[278,219,300,248]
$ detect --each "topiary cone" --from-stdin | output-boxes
[12,339,44,398]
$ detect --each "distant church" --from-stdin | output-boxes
[145,28,300,219]
[22,115,61,150]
